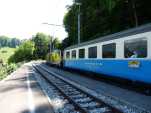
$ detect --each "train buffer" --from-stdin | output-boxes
[0,62,54,113]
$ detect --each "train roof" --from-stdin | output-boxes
[65,23,151,50]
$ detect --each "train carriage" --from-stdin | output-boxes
[63,24,151,85]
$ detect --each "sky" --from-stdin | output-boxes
[0,0,73,40]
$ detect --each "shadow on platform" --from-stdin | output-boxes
[21,103,54,113]
[0,72,42,96]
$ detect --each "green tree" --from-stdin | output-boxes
[63,0,151,46]
[52,38,61,50]
[0,36,21,48]
[61,38,70,50]
[8,41,34,63]
[32,32,51,59]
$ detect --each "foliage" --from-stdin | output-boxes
[52,38,62,50]
[0,47,16,63]
[7,32,58,63]
[61,38,70,50]
[32,33,51,59]
[0,36,21,48]
[0,63,18,80]
[8,41,35,63]
[63,0,151,46]
[0,32,60,80]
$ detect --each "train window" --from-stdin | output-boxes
[72,50,76,59]
[102,43,116,58]
[79,49,85,58]
[66,51,70,59]
[88,46,97,58]
[124,38,147,58]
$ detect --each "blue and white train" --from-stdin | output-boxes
[63,24,151,85]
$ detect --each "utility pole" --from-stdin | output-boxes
[78,4,81,44]
[75,2,81,44]
[131,0,138,27]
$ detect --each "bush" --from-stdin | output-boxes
[1,50,7,53]
[8,41,35,63]
[7,63,17,73]
[0,63,19,80]
[0,66,7,80]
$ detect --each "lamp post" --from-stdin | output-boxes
[75,2,81,44]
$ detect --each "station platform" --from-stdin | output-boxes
[0,63,53,113]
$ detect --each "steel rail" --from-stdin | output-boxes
[34,64,122,113]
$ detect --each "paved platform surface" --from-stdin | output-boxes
[0,63,54,113]
[42,64,151,112]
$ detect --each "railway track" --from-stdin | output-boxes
[33,64,122,113]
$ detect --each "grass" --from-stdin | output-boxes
[0,47,16,63]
